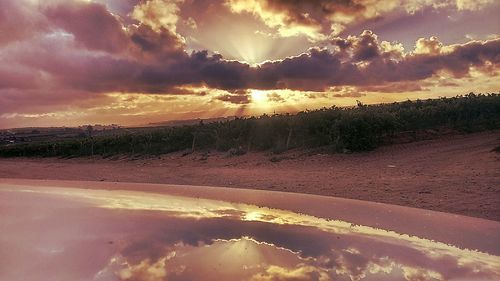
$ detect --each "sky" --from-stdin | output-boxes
[0,0,499,128]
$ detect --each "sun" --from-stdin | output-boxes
[250,89,267,104]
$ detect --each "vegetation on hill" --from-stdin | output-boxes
[1,93,499,158]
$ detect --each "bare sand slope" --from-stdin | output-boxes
[0,131,499,221]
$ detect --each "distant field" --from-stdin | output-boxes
[1,93,499,158]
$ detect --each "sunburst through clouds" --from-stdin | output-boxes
[0,0,499,128]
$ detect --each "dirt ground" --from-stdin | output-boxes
[0,131,499,221]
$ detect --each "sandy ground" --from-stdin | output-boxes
[0,131,499,221]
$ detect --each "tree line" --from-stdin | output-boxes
[1,93,498,158]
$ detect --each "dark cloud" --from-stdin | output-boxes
[253,47,359,91]
[43,1,130,53]
[216,90,251,104]
[330,32,500,85]
[388,40,499,82]
[129,24,185,62]
[42,1,185,59]
[253,34,499,91]
[1,21,498,98]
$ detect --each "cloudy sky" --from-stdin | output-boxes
[0,0,499,128]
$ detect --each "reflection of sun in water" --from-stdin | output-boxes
[244,211,263,221]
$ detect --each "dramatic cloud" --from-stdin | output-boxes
[131,0,183,33]
[252,32,499,91]
[225,0,497,40]
[43,1,130,53]
[0,0,498,128]
[226,0,399,40]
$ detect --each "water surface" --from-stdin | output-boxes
[0,180,499,281]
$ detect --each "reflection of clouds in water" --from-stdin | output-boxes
[96,231,467,281]
[3,187,500,281]
[250,265,330,281]
[98,237,310,281]
[97,237,336,281]
[97,255,170,281]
